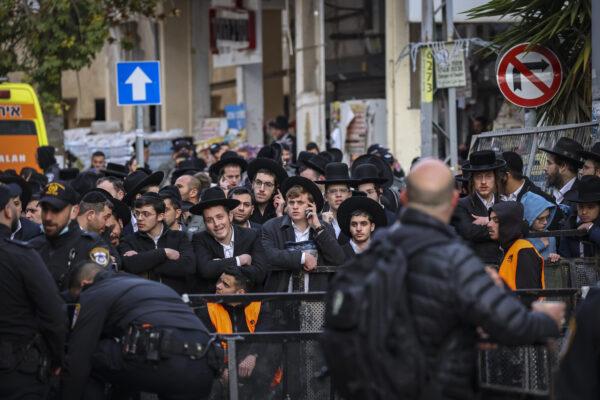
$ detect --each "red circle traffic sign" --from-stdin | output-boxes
[496,43,562,108]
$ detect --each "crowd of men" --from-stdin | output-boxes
[1,120,599,399]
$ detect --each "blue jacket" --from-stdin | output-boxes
[520,192,557,258]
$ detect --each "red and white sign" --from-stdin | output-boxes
[496,43,562,108]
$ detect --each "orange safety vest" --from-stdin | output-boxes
[498,239,545,291]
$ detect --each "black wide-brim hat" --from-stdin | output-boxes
[350,154,393,188]
[350,162,388,186]
[461,150,507,173]
[564,176,600,203]
[326,148,344,163]
[123,170,164,205]
[578,142,600,163]
[281,176,324,212]
[209,151,248,182]
[539,137,584,168]
[87,188,131,227]
[315,162,357,185]
[290,151,312,170]
[101,162,129,179]
[337,196,387,238]
[247,157,288,186]
[0,175,32,207]
[303,154,329,175]
[189,186,240,215]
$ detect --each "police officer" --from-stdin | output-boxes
[28,181,112,291]
[0,185,66,398]
[62,262,217,399]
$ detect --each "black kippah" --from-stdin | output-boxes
[81,191,108,204]
[141,192,161,200]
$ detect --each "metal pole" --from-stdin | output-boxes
[420,0,434,158]
[135,105,145,166]
[592,0,600,139]
[444,0,459,170]
[226,338,239,400]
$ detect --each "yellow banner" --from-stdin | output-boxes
[421,48,434,103]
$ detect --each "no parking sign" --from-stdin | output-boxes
[496,43,562,108]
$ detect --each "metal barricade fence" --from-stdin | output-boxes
[471,121,598,191]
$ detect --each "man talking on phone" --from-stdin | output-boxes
[261,176,345,292]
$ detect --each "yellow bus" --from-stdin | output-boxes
[0,81,48,172]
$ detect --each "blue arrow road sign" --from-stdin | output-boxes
[116,61,161,106]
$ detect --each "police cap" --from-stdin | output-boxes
[39,181,79,210]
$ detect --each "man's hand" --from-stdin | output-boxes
[321,211,334,224]
[548,253,561,263]
[471,214,489,226]
[164,248,181,260]
[238,354,257,378]
[303,253,317,271]
[273,190,285,217]
[123,250,138,257]
[578,222,594,232]
[532,301,566,329]
[238,254,252,266]
[306,203,321,230]
[485,266,504,288]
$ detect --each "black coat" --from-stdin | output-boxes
[341,242,356,261]
[394,208,559,399]
[192,225,267,293]
[250,202,277,225]
[12,217,43,241]
[118,225,195,294]
[451,193,501,264]
[261,215,345,292]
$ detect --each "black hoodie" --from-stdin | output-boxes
[492,202,543,289]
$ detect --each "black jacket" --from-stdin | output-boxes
[12,217,43,241]
[395,208,559,399]
[0,225,66,368]
[192,225,267,293]
[250,202,277,225]
[62,272,210,400]
[118,225,195,294]
[29,221,112,290]
[451,193,501,264]
[261,215,345,292]
[558,214,600,258]
[341,242,356,261]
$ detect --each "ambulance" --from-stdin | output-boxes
[0,80,48,172]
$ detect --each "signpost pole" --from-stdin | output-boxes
[420,0,434,158]
[444,0,459,170]
[135,105,145,166]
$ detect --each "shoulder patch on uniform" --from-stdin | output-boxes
[90,247,110,267]
[4,237,32,248]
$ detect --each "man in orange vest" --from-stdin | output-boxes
[198,266,277,399]
[487,201,545,290]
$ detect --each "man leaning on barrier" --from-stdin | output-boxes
[390,159,564,399]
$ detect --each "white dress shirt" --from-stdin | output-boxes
[217,228,240,266]
[350,239,369,254]
[476,192,495,210]
[500,181,525,202]
[292,221,311,264]
[332,218,341,238]
[553,177,576,204]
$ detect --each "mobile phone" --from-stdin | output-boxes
[305,209,313,219]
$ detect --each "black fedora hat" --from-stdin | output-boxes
[326,148,344,163]
[337,196,387,238]
[171,158,207,184]
[315,162,357,185]
[281,176,324,212]
[564,175,600,203]
[461,150,506,173]
[268,115,289,130]
[58,168,80,182]
[290,151,312,170]
[189,187,240,216]
[101,163,129,179]
[86,187,131,227]
[578,142,600,163]
[256,142,283,164]
[539,137,584,168]
[0,174,32,207]
[303,154,328,175]
[171,137,194,151]
[351,154,393,188]
[209,151,248,182]
[351,163,388,186]
[247,157,288,186]
[123,169,164,205]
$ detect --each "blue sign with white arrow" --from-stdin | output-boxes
[116,61,161,106]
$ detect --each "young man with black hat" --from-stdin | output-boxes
[247,157,288,225]
[350,162,397,226]
[336,195,387,259]
[122,169,164,235]
[0,175,42,241]
[261,176,345,292]
[190,187,267,293]
[209,151,247,195]
[451,150,506,264]
[299,153,327,183]
[316,162,355,243]
[578,142,600,178]
[28,181,113,290]
[118,193,195,294]
[539,137,584,205]
[269,115,295,157]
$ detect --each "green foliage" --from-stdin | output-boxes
[0,0,161,113]
[468,0,591,124]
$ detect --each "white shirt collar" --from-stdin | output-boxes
[553,177,576,204]
[147,225,164,246]
[10,218,22,239]
[217,227,235,248]
[500,181,525,202]
[476,192,495,210]
[350,239,369,254]
[292,221,310,242]
[332,218,341,238]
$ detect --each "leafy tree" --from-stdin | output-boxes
[468,0,591,124]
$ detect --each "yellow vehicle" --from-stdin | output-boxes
[0,81,48,172]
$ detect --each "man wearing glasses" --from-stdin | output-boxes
[118,193,195,294]
[316,163,356,244]
[247,158,289,225]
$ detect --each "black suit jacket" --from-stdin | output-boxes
[13,217,43,241]
[192,225,267,293]
[341,242,356,261]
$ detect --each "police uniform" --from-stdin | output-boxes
[0,191,66,399]
[62,271,217,400]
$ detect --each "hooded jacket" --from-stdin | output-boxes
[520,192,557,258]
[492,202,544,289]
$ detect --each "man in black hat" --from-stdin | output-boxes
[118,193,195,295]
[316,162,355,243]
[209,142,227,162]
[351,163,397,226]
[87,188,131,250]
[209,151,247,195]
[261,176,345,292]
[158,137,196,185]
[122,169,164,235]
[190,187,267,293]
[269,115,295,158]
[299,154,327,183]
[451,150,505,264]
[100,162,129,179]
[96,176,126,200]
[247,157,288,225]
[579,142,600,178]
[159,185,185,232]
[351,154,400,214]
[336,196,387,260]
[0,185,66,398]
[539,137,584,205]
[0,175,42,241]
[28,181,113,290]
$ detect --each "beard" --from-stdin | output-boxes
[546,170,561,188]
[10,213,19,232]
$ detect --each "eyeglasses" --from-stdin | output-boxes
[134,211,157,219]
[327,188,350,195]
[253,179,275,189]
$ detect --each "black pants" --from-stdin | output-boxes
[88,330,215,400]
[0,370,48,400]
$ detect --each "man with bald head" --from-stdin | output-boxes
[388,158,564,399]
